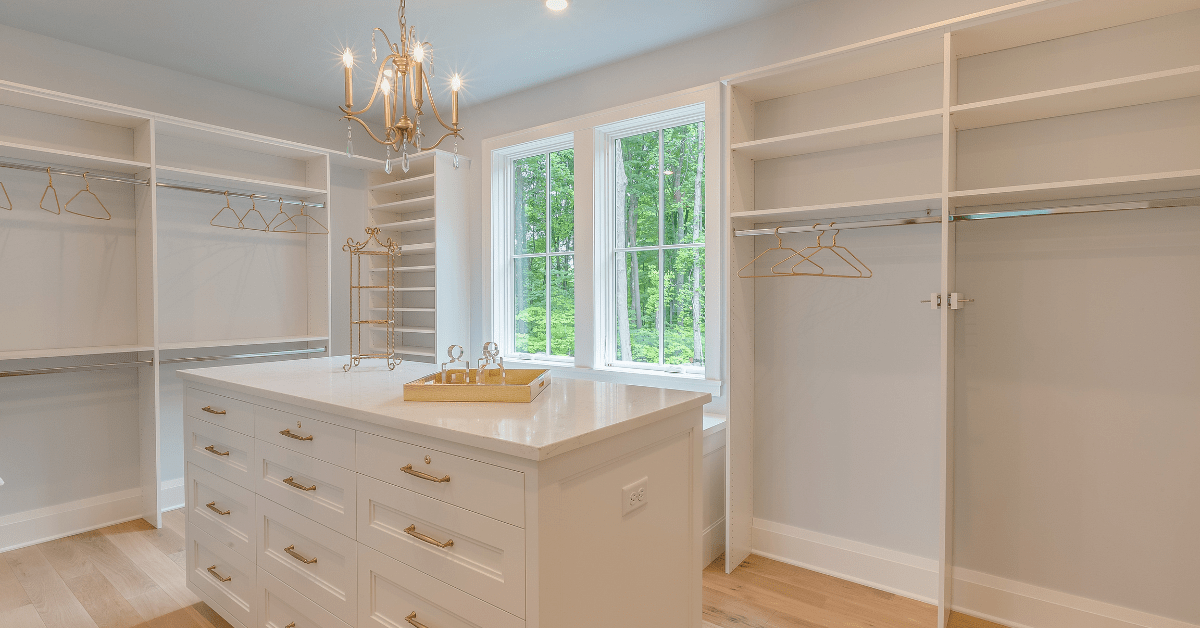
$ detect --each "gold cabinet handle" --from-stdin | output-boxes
[206,565,231,582]
[401,464,450,483]
[405,612,430,628]
[201,405,226,415]
[205,445,230,456]
[205,501,230,516]
[283,544,317,565]
[284,624,296,628]
[279,428,313,441]
[283,476,316,491]
[404,524,453,549]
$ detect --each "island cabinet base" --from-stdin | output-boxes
[183,382,705,628]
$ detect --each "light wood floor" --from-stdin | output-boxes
[704,554,1009,628]
[0,509,232,628]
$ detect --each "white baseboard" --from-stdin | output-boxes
[751,518,939,604]
[703,517,726,567]
[952,567,1200,628]
[160,477,185,512]
[0,488,145,553]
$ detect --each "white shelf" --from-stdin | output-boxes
[373,307,436,313]
[731,193,944,226]
[953,66,1200,131]
[377,217,436,232]
[733,110,943,160]
[159,336,329,352]
[371,265,436,273]
[951,170,1200,208]
[395,346,436,357]
[400,242,436,254]
[0,141,150,175]
[370,195,436,214]
[369,286,435,292]
[369,173,436,195]
[0,344,155,362]
[157,166,326,199]
[369,326,436,334]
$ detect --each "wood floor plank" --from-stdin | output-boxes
[138,524,185,561]
[0,556,47,628]
[3,546,100,628]
[125,588,204,628]
[189,601,234,628]
[703,583,775,628]
[61,565,146,628]
[96,520,218,628]
[948,612,1011,628]
[67,529,161,601]
[160,510,187,541]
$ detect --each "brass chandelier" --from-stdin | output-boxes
[340,0,462,173]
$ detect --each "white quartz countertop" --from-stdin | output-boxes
[178,358,711,461]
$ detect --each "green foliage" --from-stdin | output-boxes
[514,149,575,356]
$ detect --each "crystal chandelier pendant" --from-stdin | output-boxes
[385,144,392,174]
[453,139,460,169]
[346,124,354,158]
[401,142,411,173]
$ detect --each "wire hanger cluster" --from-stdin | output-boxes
[1,168,114,220]
[738,223,872,279]
[210,192,328,235]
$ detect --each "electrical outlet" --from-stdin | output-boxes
[622,477,649,515]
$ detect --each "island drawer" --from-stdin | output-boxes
[356,432,525,528]
[256,406,355,470]
[259,567,352,628]
[188,525,256,628]
[358,474,526,618]
[359,545,524,628]
[257,496,357,626]
[187,463,256,561]
[186,416,254,490]
[254,440,358,538]
[186,388,256,437]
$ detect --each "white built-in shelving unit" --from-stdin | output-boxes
[0,80,339,535]
[724,0,1200,627]
[364,150,470,363]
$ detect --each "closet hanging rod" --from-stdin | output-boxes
[733,196,1200,237]
[155,182,326,209]
[159,347,326,365]
[0,160,149,186]
[0,359,153,378]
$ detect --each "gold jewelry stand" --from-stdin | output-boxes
[344,227,401,371]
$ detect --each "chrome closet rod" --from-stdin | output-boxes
[733,197,1200,237]
[0,360,153,378]
[159,347,326,365]
[155,182,326,209]
[0,160,149,186]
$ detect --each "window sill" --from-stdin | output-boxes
[503,358,722,395]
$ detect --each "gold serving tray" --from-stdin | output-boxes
[403,369,550,403]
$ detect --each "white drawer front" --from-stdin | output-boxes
[187,415,254,490]
[359,546,523,628]
[188,525,256,628]
[255,440,357,538]
[357,432,525,528]
[186,387,256,436]
[257,496,357,626]
[188,463,256,561]
[258,568,352,628]
[256,406,355,470]
[358,475,526,618]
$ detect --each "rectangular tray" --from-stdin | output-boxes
[403,369,550,403]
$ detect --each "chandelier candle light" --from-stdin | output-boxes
[340,0,463,173]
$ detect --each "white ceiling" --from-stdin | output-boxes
[0,0,808,111]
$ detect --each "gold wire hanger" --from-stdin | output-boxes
[239,197,271,232]
[0,180,10,211]
[737,226,823,279]
[268,198,300,233]
[65,172,112,220]
[40,168,61,215]
[211,191,243,230]
[781,223,872,279]
[297,201,329,235]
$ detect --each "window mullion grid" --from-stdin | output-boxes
[657,129,665,366]
[544,152,552,357]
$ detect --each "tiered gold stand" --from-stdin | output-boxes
[344,227,401,371]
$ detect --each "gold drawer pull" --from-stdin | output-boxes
[204,445,230,456]
[283,476,316,491]
[284,544,317,565]
[284,624,296,628]
[205,501,230,516]
[206,565,231,582]
[404,524,453,549]
[201,405,226,415]
[279,428,313,441]
[401,464,450,483]
[405,612,430,628]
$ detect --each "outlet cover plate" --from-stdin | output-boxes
[622,477,648,515]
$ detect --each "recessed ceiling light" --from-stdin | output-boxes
[546,0,568,11]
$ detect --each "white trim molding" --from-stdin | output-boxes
[0,488,145,553]
[160,477,185,512]
[751,518,940,604]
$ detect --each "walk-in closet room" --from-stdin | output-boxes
[0,1,1196,628]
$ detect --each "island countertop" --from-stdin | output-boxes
[178,357,711,461]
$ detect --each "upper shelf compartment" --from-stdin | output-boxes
[0,88,152,169]
[155,120,329,194]
[733,110,942,160]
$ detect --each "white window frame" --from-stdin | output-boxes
[483,85,722,395]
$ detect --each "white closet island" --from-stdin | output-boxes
[178,358,709,628]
